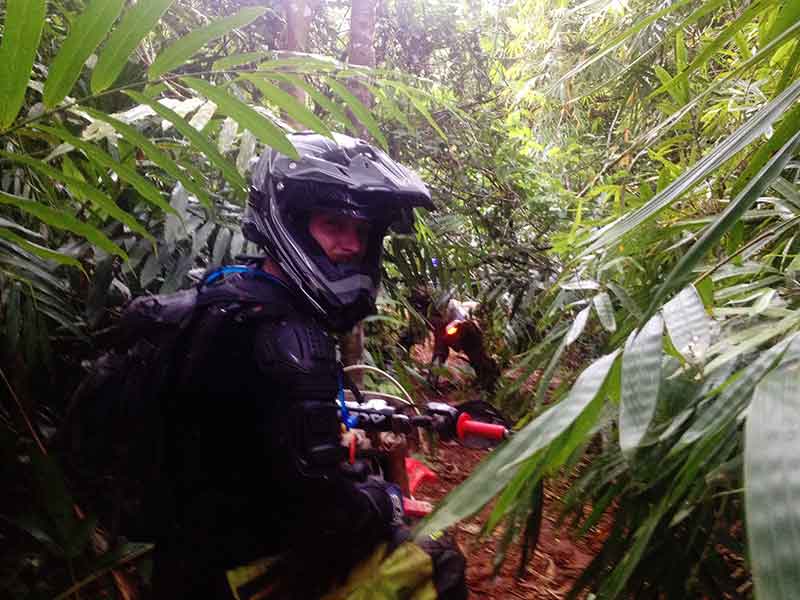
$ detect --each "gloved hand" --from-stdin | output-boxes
[357,477,405,528]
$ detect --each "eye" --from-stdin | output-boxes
[321,216,343,231]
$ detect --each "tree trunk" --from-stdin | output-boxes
[281,0,308,109]
[341,0,378,380]
[348,0,377,111]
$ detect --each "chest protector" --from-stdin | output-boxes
[253,306,345,479]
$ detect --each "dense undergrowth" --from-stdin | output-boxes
[2,0,800,598]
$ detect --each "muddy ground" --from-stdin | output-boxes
[412,440,609,600]
[405,344,611,600]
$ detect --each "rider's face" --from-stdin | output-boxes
[308,210,371,265]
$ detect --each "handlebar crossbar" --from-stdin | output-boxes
[341,401,508,443]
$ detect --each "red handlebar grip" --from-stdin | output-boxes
[456,412,507,441]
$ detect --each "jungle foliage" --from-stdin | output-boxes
[1,0,800,598]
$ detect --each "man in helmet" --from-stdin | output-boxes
[151,133,467,599]
[406,288,500,393]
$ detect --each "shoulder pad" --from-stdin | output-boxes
[197,273,295,318]
[110,288,198,347]
[123,288,197,326]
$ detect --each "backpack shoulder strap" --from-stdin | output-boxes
[195,267,296,316]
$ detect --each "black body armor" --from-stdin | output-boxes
[151,273,390,598]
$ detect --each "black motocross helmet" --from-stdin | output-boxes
[243,132,433,332]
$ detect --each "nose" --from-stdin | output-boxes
[337,222,365,256]
[338,225,364,257]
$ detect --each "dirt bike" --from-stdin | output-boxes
[338,365,509,519]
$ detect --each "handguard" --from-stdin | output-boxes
[254,315,345,478]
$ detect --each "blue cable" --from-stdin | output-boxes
[201,265,287,288]
[338,371,359,430]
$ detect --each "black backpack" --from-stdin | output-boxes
[59,267,293,537]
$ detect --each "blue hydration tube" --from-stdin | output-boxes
[200,265,287,288]
[338,371,359,430]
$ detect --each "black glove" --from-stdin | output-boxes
[357,477,405,528]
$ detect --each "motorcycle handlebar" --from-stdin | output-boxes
[456,412,507,441]
[342,402,508,443]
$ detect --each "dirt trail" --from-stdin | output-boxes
[413,441,608,600]
[406,343,609,599]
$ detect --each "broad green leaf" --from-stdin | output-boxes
[259,54,350,74]
[607,282,643,319]
[236,130,257,176]
[414,350,619,539]
[164,184,188,245]
[583,77,800,256]
[192,222,216,255]
[0,216,43,239]
[745,359,800,599]
[182,77,298,159]
[506,350,621,472]
[753,289,777,315]
[561,279,600,291]
[597,512,663,598]
[160,248,193,293]
[261,72,356,133]
[188,100,218,131]
[0,228,82,270]
[763,0,800,47]
[704,312,800,374]
[217,117,239,154]
[125,90,246,191]
[776,40,800,94]
[652,130,800,309]
[148,7,267,80]
[734,31,753,60]
[653,66,683,105]
[91,0,176,93]
[0,191,125,258]
[213,227,232,265]
[0,253,71,292]
[379,79,447,141]
[81,107,212,209]
[0,0,46,129]
[695,276,715,309]
[717,278,785,302]
[532,338,566,412]
[32,124,175,216]
[0,150,153,242]
[662,286,711,365]
[213,51,272,72]
[366,84,412,130]
[677,336,795,449]
[483,449,545,533]
[675,30,687,73]
[593,292,617,333]
[550,0,705,89]
[43,0,126,108]
[324,77,388,150]
[565,305,591,346]
[619,314,663,454]
[650,1,772,102]
[241,75,334,138]
[732,102,800,197]
[53,542,154,600]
